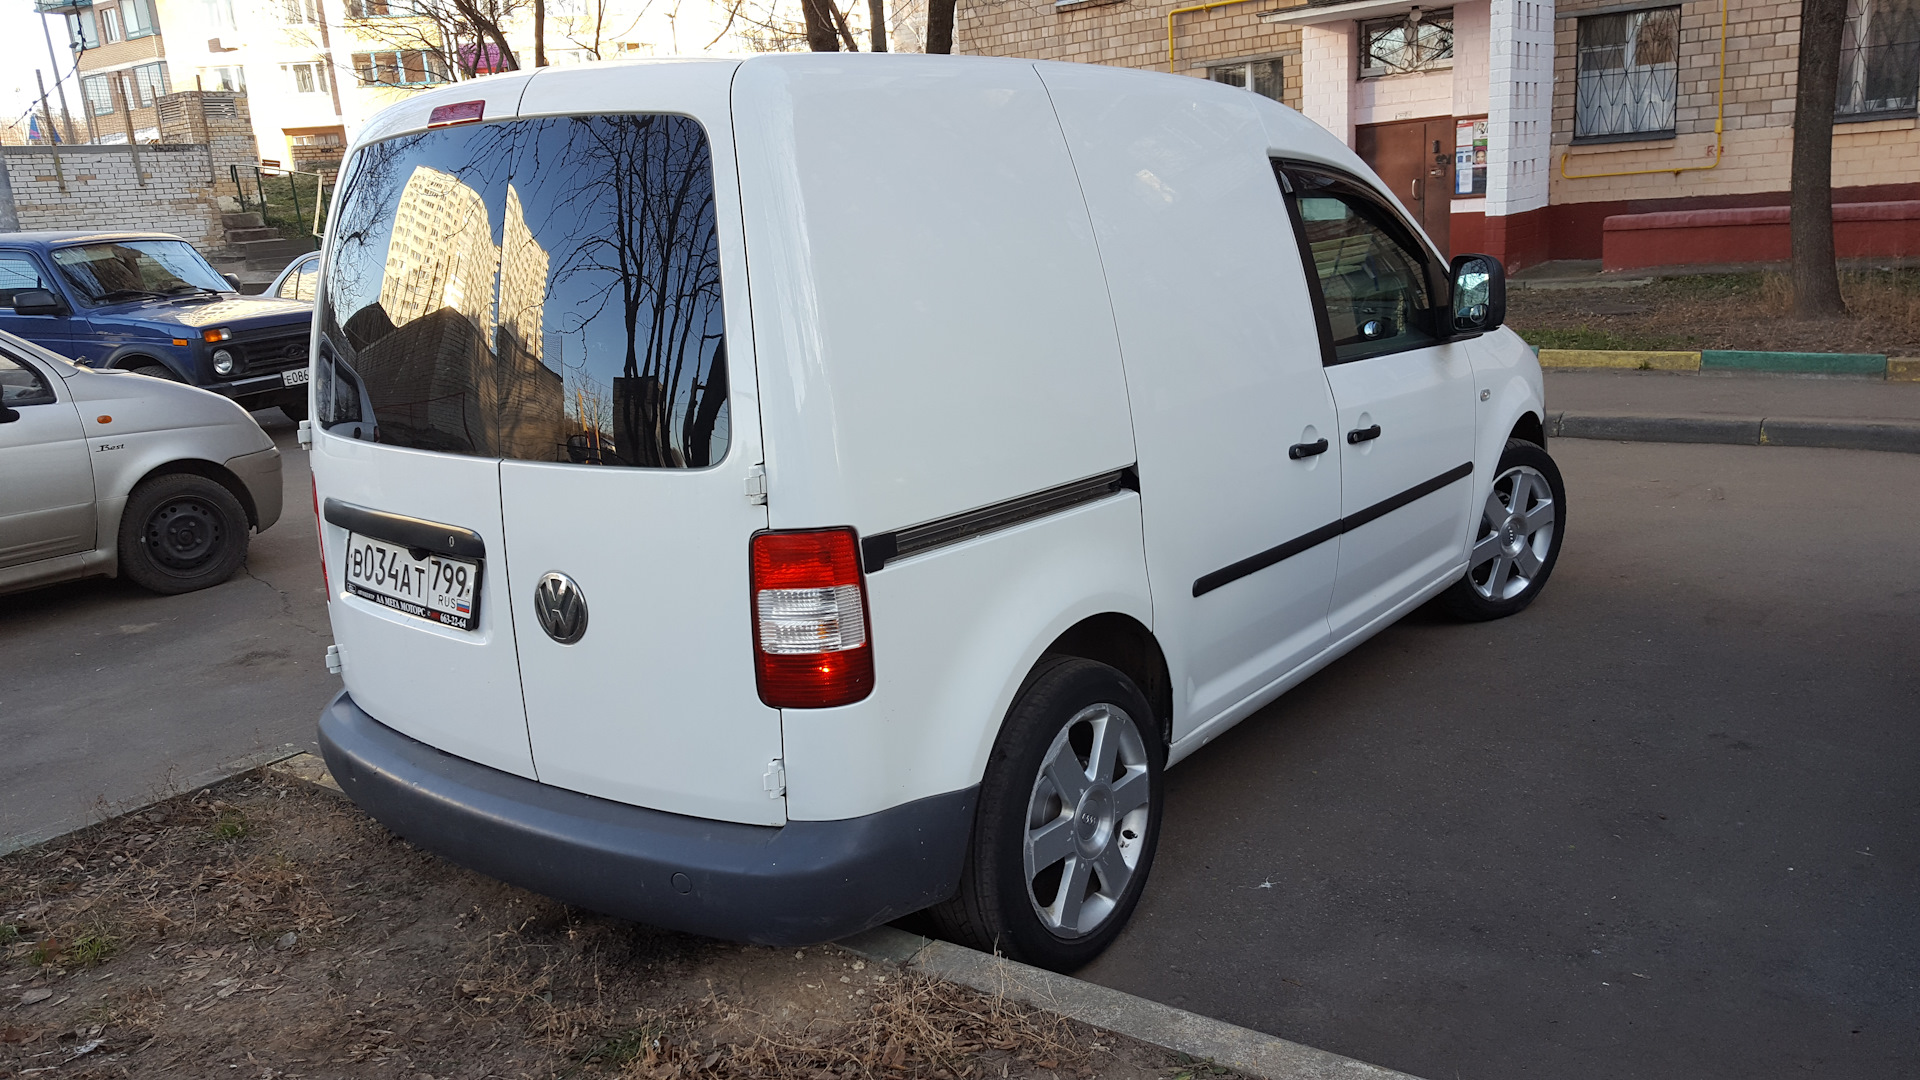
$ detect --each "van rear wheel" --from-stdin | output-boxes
[930,658,1164,973]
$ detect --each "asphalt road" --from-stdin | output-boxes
[1081,438,1920,1080]
[0,410,334,850]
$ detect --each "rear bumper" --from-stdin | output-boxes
[318,691,977,945]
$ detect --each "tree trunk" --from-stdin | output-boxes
[926,0,955,53]
[869,0,888,51]
[534,0,547,65]
[830,0,861,50]
[802,0,842,50]
[1790,0,1847,317]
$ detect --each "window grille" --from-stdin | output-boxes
[1574,7,1679,139]
[1359,9,1453,78]
[1838,0,1920,118]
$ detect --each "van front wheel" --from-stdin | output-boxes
[930,658,1164,972]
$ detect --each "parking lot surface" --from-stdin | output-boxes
[0,412,331,849]
[1082,439,1919,1080]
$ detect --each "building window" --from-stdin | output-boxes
[345,0,400,16]
[1838,0,1920,119]
[282,0,321,25]
[130,62,171,107]
[284,62,329,94]
[98,5,122,43]
[82,74,116,116]
[201,65,246,93]
[1575,7,1679,140]
[203,0,236,33]
[1210,58,1285,102]
[66,11,100,49]
[1359,9,1453,78]
[117,0,159,40]
[353,50,450,86]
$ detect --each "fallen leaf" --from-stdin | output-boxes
[19,989,52,1006]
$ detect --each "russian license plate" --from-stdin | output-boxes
[282,367,311,387]
[344,533,481,631]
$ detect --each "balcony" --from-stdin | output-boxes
[34,0,91,13]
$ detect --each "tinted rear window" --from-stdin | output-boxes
[316,114,729,468]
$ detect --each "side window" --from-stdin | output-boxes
[1282,165,1439,364]
[0,354,58,407]
[0,253,48,308]
[278,257,318,301]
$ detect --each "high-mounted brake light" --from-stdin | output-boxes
[750,529,874,709]
[427,101,485,127]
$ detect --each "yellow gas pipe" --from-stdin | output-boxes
[1168,0,1262,75]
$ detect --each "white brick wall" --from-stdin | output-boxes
[1354,69,1454,127]
[1,145,224,250]
[1300,23,1355,145]
[1454,0,1492,117]
[1487,0,1554,216]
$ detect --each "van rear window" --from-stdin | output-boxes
[315,114,729,468]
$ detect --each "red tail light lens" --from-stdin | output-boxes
[750,529,874,709]
[312,475,328,595]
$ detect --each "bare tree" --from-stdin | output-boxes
[1790,0,1848,316]
[925,0,953,53]
[802,0,843,50]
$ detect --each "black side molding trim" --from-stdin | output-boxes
[863,467,1138,573]
[323,498,487,559]
[1192,461,1474,597]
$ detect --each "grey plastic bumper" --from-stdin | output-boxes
[318,691,977,945]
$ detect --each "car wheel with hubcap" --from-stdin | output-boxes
[118,473,251,595]
[930,657,1164,972]
[1439,438,1566,621]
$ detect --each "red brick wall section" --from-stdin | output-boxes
[1483,208,1552,273]
[1450,209,1487,259]
[1603,200,1920,271]
[1548,182,1920,261]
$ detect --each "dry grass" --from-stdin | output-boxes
[1510,268,1920,356]
[1,772,1208,1080]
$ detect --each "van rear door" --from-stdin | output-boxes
[497,75,782,827]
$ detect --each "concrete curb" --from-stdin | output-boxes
[1535,347,1908,378]
[0,743,308,858]
[838,926,1426,1080]
[1550,412,1920,454]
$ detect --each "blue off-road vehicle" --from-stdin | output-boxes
[0,232,313,419]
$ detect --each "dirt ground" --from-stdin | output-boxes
[0,772,1225,1080]
[1507,268,1920,356]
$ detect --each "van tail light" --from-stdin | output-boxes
[750,529,874,709]
[312,476,329,595]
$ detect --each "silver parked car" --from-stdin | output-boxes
[0,328,282,596]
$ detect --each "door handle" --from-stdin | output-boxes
[1346,424,1382,444]
[1410,177,1420,202]
[1288,437,1329,460]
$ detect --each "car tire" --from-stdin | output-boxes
[117,473,251,595]
[929,657,1164,973]
[130,364,180,381]
[1438,438,1566,622]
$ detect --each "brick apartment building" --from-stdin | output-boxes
[958,0,1920,271]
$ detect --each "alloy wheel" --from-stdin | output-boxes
[1469,464,1556,601]
[1023,702,1153,939]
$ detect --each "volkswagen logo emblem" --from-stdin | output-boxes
[533,572,588,645]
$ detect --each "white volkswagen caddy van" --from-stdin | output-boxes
[311,54,1563,971]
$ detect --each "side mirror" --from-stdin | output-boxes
[1448,254,1506,335]
[224,273,243,290]
[11,288,63,317]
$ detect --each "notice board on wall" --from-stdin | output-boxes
[1455,119,1487,197]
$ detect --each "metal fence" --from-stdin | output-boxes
[230,163,327,248]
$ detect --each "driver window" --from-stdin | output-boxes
[1284,167,1438,364]
[0,254,47,308]
[278,257,318,301]
[0,354,57,407]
